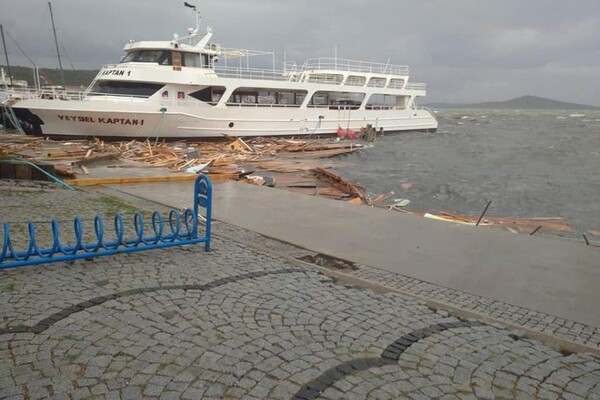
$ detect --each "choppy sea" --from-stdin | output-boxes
[336,109,600,239]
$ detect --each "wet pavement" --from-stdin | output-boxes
[1,182,599,399]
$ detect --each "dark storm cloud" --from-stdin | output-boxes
[2,0,599,104]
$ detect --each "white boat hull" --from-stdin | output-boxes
[13,97,438,139]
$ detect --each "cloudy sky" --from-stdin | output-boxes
[2,0,600,105]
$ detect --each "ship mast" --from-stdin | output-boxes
[183,1,204,45]
[48,2,65,87]
[0,25,13,86]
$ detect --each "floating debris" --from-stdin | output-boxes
[0,133,576,235]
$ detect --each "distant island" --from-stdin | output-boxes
[426,95,600,111]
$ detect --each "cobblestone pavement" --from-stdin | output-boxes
[1,184,600,399]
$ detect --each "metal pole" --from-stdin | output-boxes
[5,29,41,89]
[0,25,13,86]
[475,200,492,226]
[529,225,542,236]
[582,234,590,246]
[48,2,65,87]
[34,66,40,90]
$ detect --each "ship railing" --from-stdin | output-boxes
[405,82,427,90]
[85,92,152,100]
[224,102,301,108]
[305,104,403,111]
[0,87,85,102]
[214,66,288,81]
[38,88,85,100]
[417,106,438,120]
[286,58,410,76]
[85,93,211,106]
[0,87,42,102]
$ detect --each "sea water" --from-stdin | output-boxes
[337,109,600,238]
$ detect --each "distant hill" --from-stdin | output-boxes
[0,65,99,88]
[426,96,600,110]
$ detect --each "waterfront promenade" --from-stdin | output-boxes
[1,180,599,399]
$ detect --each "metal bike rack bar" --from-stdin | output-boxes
[0,174,212,270]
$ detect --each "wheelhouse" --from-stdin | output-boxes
[121,49,210,68]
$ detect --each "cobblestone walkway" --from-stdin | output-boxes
[1,184,599,399]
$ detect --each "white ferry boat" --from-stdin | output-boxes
[12,5,437,139]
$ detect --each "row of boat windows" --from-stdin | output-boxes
[121,50,209,68]
[213,87,408,108]
[88,81,164,97]
[300,74,405,89]
[88,82,409,108]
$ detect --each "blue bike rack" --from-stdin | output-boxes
[0,174,212,270]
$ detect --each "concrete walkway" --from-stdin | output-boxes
[2,181,600,399]
[107,180,600,329]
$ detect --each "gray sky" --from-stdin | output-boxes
[2,0,600,105]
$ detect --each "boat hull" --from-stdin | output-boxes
[12,98,438,139]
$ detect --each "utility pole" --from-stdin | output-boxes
[0,25,13,86]
[48,2,65,87]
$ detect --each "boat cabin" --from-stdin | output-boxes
[120,40,219,70]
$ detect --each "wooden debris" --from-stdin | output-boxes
[367,191,395,206]
[346,197,363,205]
[226,138,253,153]
[246,175,265,186]
[434,212,572,232]
[72,151,121,166]
[0,134,578,236]
[360,124,377,142]
[312,167,366,203]
[383,206,573,233]
[53,164,77,178]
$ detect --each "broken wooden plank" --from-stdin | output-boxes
[53,164,77,178]
[63,173,231,186]
[312,167,366,203]
[72,151,122,166]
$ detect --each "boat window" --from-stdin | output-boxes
[189,86,226,105]
[345,75,367,86]
[277,91,306,106]
[309,91,365,109]
[172,52,182,71]
[121,50,208,68]
[229,90,258,104]
[122,52,138,63]
[306,73,343,85]
[367,77,387,88]
[88,81,164,97]
[158,52,171,65]
[184,52,202,68]
[366,94,409,110]
[122,50,172,65]
[227,88,307,107]
[310,92,328,106]
[388,79,405,89]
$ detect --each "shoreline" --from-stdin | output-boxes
[1,131,597,243]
